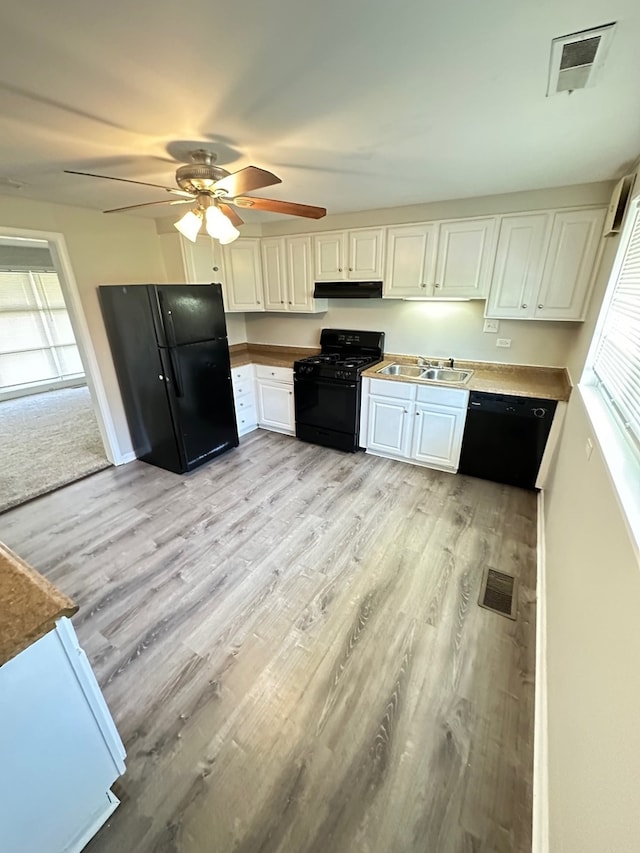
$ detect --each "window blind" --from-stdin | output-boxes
[0,270,84,392]
[592,200,640,447]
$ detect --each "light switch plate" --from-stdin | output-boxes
[483,319,499,333]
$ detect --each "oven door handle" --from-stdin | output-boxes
[294,376,357,389]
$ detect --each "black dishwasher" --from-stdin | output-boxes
[458,392,557,490]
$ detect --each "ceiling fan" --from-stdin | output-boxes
[64,149,327,244]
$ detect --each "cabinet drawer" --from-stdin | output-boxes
[234,394,255,411]
[236,405,257,432]
[415,384,468,408]
[255,364,293,383]
[368,378,416,401]
[231,364,253,384]
[232,381,254,400]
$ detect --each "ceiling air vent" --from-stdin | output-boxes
[547,23,616,96]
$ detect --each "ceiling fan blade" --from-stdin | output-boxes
[218,203,244,227]
[64,169,191,196]
[233,196,326,219]
[214,166,281,198]
[103,199,192,214]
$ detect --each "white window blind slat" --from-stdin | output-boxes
[592,202,640,446]
[0,270,84,392]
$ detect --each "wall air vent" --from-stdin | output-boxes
[547,23,616,96]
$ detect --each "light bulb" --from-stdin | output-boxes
[205,206,240,244]
[173,210,202,242]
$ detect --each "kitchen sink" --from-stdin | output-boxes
[376,363,473,384]
[376,364,426,378]
[421,368,472,383]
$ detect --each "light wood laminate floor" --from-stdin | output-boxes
[0,430,537,853]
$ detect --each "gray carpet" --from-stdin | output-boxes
[0,386,110,513]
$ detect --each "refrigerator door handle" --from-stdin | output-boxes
[168,347,184,397]
[158,292,178,347]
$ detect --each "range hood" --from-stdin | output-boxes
[313,280,383,299]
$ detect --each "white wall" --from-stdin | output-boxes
[0,196,167,459]
[543,166,640,852]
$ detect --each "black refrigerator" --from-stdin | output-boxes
[99,283,239,474]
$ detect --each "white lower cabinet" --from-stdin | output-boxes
[362,378,468,472]
[231,364,257,436]
[0,618,126,853]
[255,364,295,435]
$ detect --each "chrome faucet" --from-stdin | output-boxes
[417,355,455,369]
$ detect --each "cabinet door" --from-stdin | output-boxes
[222,239,264,311]
[287,235,320,312]
[435,218,497,298]
[486,214,550,319]
[256,380,295,434]
[367,395,412,457]
[262,238,287,311]
[535,208,605,320]
[314,232,347,280]
[348,228,385,279]
[180,235,225,284]
[412,403,466,470]
[384,223,438,297]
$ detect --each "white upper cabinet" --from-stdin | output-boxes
[384,223,438,298]
[383,218,497,299]
[314,228,384,280]
[222,238,264,312]
[180,235,225,284]
[262,238,287,310]
[262,235,327,313]
[486,207,606,321]
[486,213,550,318]
[535,208,606,320]
[434,218,498,298]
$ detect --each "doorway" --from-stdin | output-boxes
[0,228,115,511]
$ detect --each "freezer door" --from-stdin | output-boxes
[99,285,183,473]
[152,284,228,346]
[162,339,239,470]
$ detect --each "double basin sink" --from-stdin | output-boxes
[376,363,473,384]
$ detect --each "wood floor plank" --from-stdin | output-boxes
[0,430,537,853]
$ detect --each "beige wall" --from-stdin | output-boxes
[245,300,579,366]
[543,165,640,851]
[543,393,640,853]
[0,196,167,458]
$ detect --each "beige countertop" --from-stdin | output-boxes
[363,354,571,401]
[230,343,318,369]
[230,343,571,400]
[0,543,77,666]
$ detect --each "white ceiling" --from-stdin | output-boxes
[0,0,639,222]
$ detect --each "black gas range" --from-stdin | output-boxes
[294,329,385,452]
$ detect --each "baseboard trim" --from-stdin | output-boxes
[533,490,549,853]
[115,451,137,465]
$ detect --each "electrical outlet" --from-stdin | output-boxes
[585,438,594,459]
[483,319,499,333]
[496,338,512,348]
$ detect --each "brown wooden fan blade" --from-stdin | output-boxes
[64,169,185,193]
[233,196,326,219]
[214,166,281,198]
[103,199,192,213]
[218,203,244,227]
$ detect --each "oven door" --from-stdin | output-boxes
[294,375,359,434]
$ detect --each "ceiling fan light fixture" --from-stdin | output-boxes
[205,205,240,244]
[174,209,202,242]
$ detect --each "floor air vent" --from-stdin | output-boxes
[479,568,517,619]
